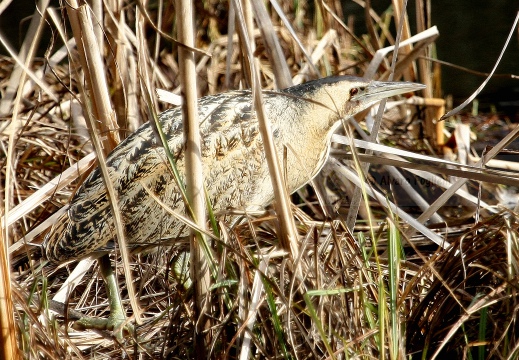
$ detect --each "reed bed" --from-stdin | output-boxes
[1,1,519,359]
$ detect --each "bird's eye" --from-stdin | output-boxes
[350,88,359,97]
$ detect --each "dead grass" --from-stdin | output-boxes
[2,0,519,359]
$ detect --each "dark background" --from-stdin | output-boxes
[342,0,519,115]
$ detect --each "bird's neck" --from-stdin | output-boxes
[282,105,342,182]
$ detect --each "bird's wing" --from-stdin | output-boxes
[45,90,267,261]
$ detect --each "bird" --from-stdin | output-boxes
[43,76,424,332]
[44,76,424,263]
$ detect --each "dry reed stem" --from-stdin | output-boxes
[176,0,211,354]
[0,229,19,360]
[66,1,141,323]
[232,0,300,262]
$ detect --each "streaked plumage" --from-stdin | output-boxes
[44,76,424,263]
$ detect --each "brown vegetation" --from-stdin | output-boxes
[1,1,518,359]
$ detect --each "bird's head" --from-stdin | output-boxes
[341,77,425,117]
[285,76,425,122]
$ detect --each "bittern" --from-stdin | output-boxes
[44,76,424,333]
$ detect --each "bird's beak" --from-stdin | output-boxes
[351,80,425,103]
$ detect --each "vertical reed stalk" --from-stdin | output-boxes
[176,0,211,356]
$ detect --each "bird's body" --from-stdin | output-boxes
[44,76,424,263]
